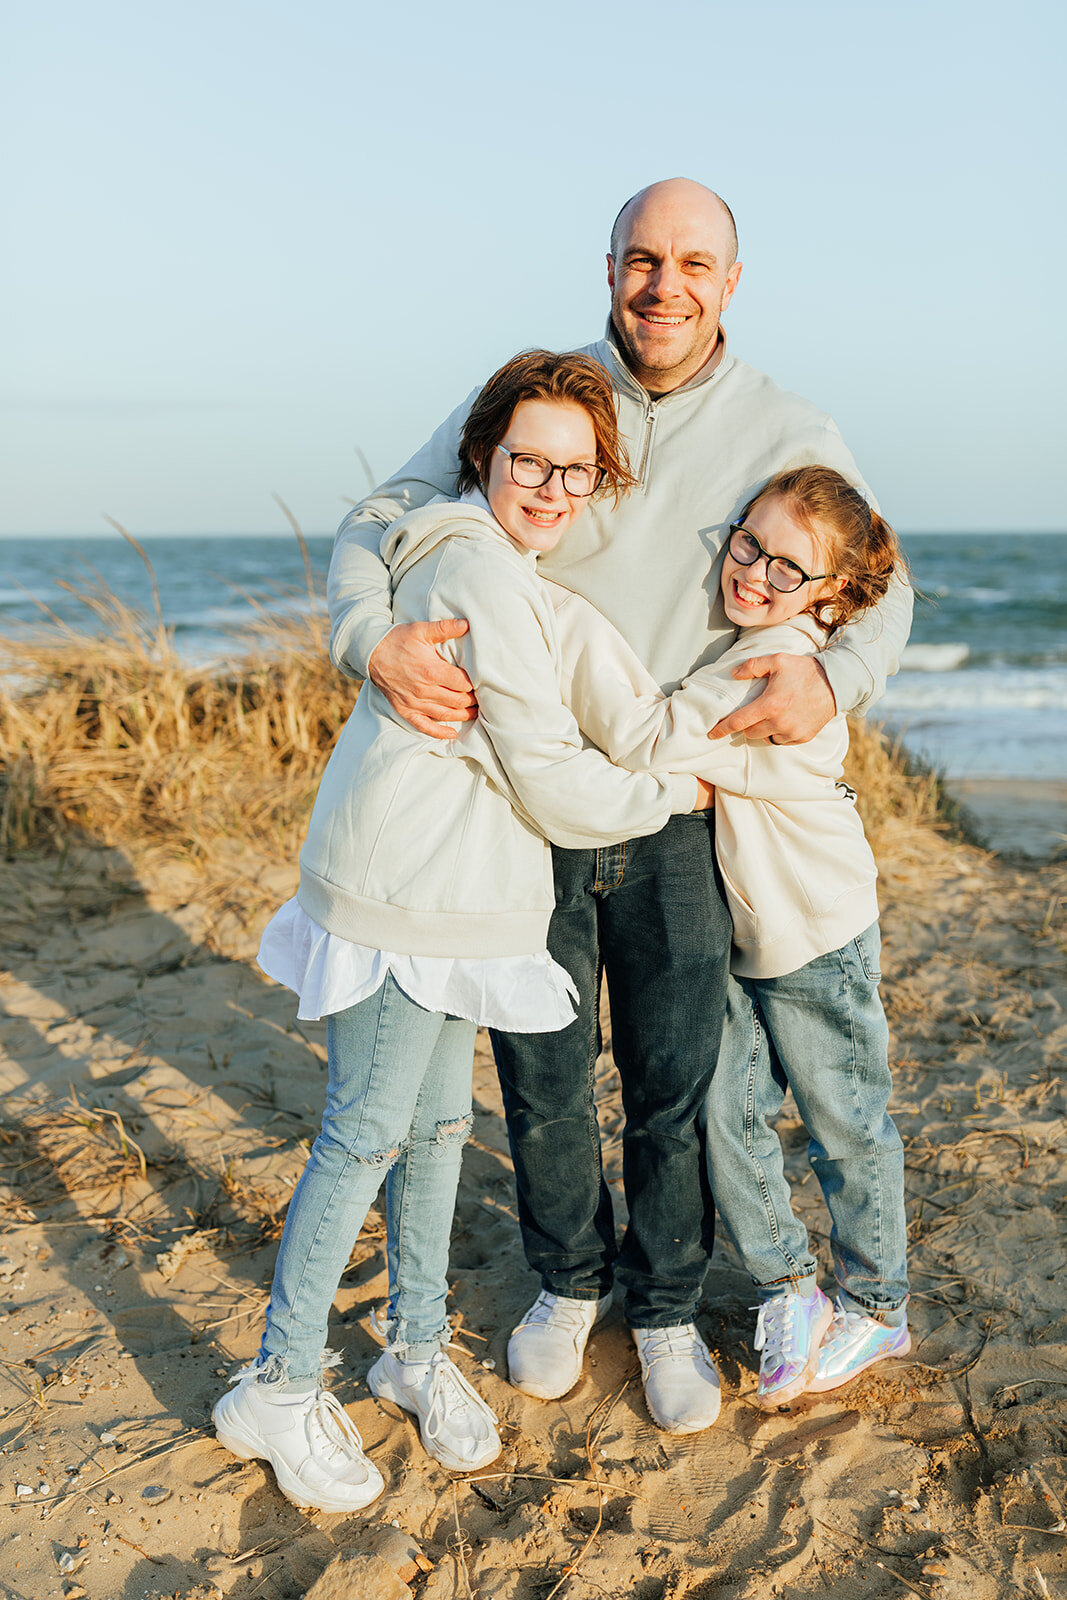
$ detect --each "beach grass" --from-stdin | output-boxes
[0,560,953,876]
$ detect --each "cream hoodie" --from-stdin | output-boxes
[548,584,879,979]
[297,500,697,959]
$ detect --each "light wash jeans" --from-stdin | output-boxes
[261,975,476,1379]
[705,924,908,1314]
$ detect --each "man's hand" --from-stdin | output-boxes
[366,620,478,740]
[692,778,716,810]
[707,654,837,745]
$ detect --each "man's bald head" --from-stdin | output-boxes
[605,177,744,394]
[609,178,738,268]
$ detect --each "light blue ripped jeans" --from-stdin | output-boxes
[705,924,909,1315]
[261,974,477,1378]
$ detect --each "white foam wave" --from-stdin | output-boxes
[882,667,1067,713]
[900,642,970,671]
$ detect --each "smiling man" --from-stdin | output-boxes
[607,182,742,394]
[325,177,912,1434]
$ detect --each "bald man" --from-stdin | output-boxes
[325,179,912,1434]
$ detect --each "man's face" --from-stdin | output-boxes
[607,191,742,394]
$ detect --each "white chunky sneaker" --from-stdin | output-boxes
[507,1291,610,1400]
[368,1349,501,1471]
[753,1287,834,1409]
[213,1358,384,1514]
[632,1323,721,1434]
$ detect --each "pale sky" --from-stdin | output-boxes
[4,0,1064,536]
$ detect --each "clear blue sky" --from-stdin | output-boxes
[4,0,1064,536]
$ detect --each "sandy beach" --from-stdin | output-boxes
[1,798,1065,1600]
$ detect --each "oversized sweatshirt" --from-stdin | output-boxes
[297,500,697,958]
[327,327,913,710]
[547,583,879,979]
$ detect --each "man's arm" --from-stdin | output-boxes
[553,588,834,799]
[327,391,480,737]
[708,568,913,743]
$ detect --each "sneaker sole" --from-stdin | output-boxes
[367,1359,502,1473]
[806,1329,912,1393]
[212,1402,384,1514]
[757,1296,835,1409]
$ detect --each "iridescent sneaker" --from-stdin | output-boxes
[807,1299,911,1392]
[753,1287,834,1408]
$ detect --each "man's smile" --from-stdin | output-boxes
[634,309,690,327]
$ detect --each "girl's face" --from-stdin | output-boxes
[720,493,841,628]
[485,399,599,553]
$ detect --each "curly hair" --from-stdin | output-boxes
[456,349,635,505]
[740,466,906,629]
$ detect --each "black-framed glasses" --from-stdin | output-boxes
[496,445,604,498]
[727,521,834,594]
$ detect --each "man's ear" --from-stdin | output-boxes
[721,260,743,315]
[606,253,616,292]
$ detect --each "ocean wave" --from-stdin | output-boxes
[882,667,1067,713]
[900,642,970,671]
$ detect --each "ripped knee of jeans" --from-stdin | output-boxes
[353,1143,402,1170]
[434,1112,473,1147]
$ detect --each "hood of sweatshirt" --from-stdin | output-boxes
[380,490,535,586]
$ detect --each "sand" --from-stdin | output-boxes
[1,821,1065,1600]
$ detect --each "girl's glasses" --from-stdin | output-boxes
[496,446,604,498]
[728,521,834,594]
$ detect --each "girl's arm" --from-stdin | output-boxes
[552,588,842,800]
[429,547,698,850]
[425,544,700,851]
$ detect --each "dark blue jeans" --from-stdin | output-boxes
[491,812,731,1328]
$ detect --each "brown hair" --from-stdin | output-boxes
[741,466,906,629]
[456,349,635,504]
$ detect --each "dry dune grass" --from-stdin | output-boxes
[0,536,356,870]
[0,540,956,884]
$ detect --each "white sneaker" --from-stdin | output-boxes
[507,1291,610,1400]
[368,1349,501,1471]
[632,1323,721,1434]
[213,1359,384,1514]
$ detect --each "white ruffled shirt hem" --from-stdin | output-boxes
[257,898,579,1033]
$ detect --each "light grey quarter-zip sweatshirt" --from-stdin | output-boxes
[327,329,913,709]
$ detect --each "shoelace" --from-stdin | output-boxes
[307,1389,370,1464]
[424,1353,498,1440]
[638,1326,701,1366]
[753,1298,802,1360]
[518,1291,591,1332]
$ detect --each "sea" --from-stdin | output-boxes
[1,530,1065,785]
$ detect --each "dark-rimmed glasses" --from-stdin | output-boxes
[727,521,834,594]
[496,445,604,498]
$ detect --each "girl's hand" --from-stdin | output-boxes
[707,654,836,745]
[692,778,715,810]
[367,620,478,739]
